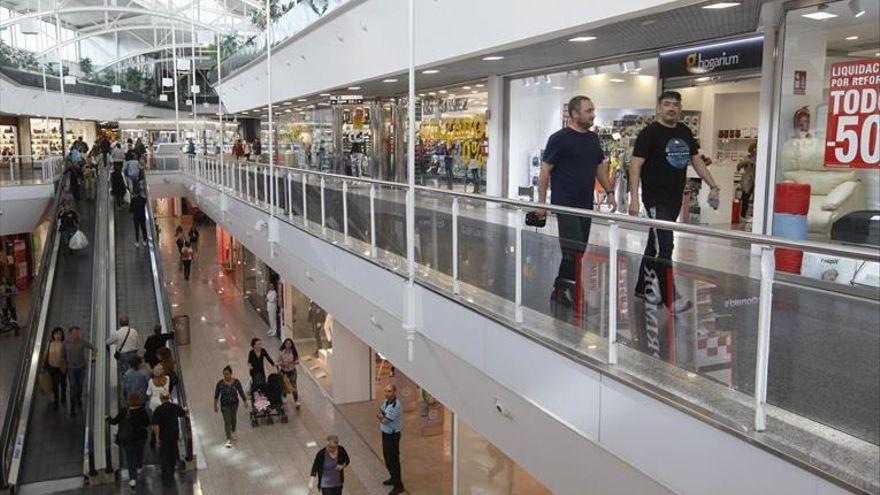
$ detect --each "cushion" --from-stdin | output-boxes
[783,170,857,195]
[807,201,833,233]
[823,181,858,211]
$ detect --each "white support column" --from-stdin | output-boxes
[403,0,418,363]
[486,74,504,197]
[327,322,372,404]
[369,184,377,257]
[515,208,523,323]
[754,246,775,431]
[54,14,67,153]
[302,174,308,227]
[320,176,326,235]
[452,197,460,295]
[607,222,619,364]
[342,181,349,243]
[287,172,293,220]
[171,27,181,144]
[265,0,276,221]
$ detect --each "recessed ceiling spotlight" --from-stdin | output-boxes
[609,78,626,83]
[850,0,866,18]
[568,36,597,42]
[524,79,530,87]
[845,35,859,40]
[702,2,740,9]
[382,78,398,83]
[463,86,471,90]
[802,6,838,20]
[347,86,361,90]
[552,86,565,90]
[422,69,440,74]
[418,93,426,97]
[471,90,478,94]
[545,75,552,84]
[482,55,504,61]
[297,98,307,102]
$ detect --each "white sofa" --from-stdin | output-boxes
[779,137,866,237]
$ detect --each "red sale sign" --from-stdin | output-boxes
[824,58,880,169]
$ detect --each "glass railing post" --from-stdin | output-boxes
[287,171,293,220]
[263,164,269,206]
[342,181,349,244]
[515,207,524,323]
[302,174,308,228]
[369,184,377,257]
[10,161,15,182]
[608,221,619,365]
[320,176,326,235]
[245,164,251,201]
[754,246,775,431]
[452,197,460,295]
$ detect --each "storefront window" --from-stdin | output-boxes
[773,0,879,243]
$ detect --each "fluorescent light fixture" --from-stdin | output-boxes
[609,78,626,83]
[695,76,712,82]
[475,84,484,88]
[428,91,436,96]
[297,98,307,102]
[802,10,838,20]
[284,109,292,113]
[552,86,565,90]
[438,90,448,94]
[702,2,740,9]
[347,86,361,90]
[382,78,398,83]
[845,35,859,40]
[850,0,866,17]
[482,55,504,61]
[422,69,440,74]
[159,94,168,101]
[319,93,331,96]
[463,86,472,90]
[471,90,478,94]
[568,36,597,42]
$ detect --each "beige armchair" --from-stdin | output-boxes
[780,137,866,237]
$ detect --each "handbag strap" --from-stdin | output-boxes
[119,328,131,352]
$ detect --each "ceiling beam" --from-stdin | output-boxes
[96,42,202,70]
[0,6,248,33]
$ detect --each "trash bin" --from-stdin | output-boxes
[173,315,190,345]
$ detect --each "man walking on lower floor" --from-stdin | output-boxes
[377,384,404,494]
[152,392,188,487]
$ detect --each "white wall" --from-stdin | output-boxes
[0,74,179,121]
[328,320,373,404]
[218,0,690,112]
[0,185,53,235]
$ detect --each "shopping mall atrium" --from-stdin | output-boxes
[0,0,878,493]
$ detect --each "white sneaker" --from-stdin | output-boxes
[129,479,137,488]
[225,440,232,448]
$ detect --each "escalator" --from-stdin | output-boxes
[105,179,194,482]
[1,170,107,492]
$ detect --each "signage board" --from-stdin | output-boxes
[823,58,880,169]
[329,95,364,106]
[659,36,763,79]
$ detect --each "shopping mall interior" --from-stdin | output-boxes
[0,0,878,494]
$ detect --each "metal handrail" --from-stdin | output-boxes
[212,157,880,263]
[143,180,195,463]
[0,174,63,489]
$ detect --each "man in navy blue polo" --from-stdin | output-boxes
[535,95,616,307]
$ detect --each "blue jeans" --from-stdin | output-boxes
[118,350,137,375]
[68,366,86,410]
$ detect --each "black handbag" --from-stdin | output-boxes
[525,211,547,228]
[113,328,131,361]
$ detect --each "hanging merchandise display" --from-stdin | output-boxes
[342,106,372,177]
[417,113,488,191]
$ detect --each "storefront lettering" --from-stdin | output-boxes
[642,267,662,358]
[686,51,740,74]
[825,58,880,169]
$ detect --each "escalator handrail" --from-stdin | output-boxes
[142,181,195,462]
[0,175,65,489]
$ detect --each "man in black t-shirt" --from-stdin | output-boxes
[629,90,720,319]
[536,96,616,307]
[152,392,188,486]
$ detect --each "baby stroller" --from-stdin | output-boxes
[250,372,288,427]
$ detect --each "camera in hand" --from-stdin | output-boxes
[525,211,546,228]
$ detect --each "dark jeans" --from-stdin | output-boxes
[635,201,682,308]
[470,167,481,194]
[3,299,17,321]
[133,217,148,242]
[60,228,76,249]
[47,365,66,404]
[123,439,145,481]
[555,213,593,290]
[182,260,192,280]
[159,441,179,485]
[382,431,402,488]
[321,487,343,495]
[118,350,137,375]
[68,366,86,410]
[114,192,125,208]
[740,188,753,218]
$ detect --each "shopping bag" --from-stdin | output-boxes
[37,370,53,397]
[123,190,131,204]
[69,230,89,250]
[282,374,294,395]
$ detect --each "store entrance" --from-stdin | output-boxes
[671,74,762,228]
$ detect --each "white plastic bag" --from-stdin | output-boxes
[69,230,89,250]
[123,190,131,204]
